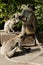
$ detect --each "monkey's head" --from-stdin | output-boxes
[19,4,35,23]
[12,13,19,24]
[28,4,35,11]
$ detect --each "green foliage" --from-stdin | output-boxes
[0,3,7,29]
[34,0,43,32]
[0,3,7,20]
[0,0,43,31]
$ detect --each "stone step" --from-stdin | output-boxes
[0,32,17,45]
[0,31,43,46]
[0,31,35,46]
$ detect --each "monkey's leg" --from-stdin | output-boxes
[35,36,42,49]
[2,41,6,46]
[18,42,24,51]
[9,25,15,33]
[10,28,15,33]
[6,47,17,58]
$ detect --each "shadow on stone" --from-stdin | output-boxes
[11,48,31,58]
[11,47,40,58]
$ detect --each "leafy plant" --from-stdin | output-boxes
[0,0,43,31]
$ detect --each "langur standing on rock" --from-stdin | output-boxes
[3,13,19,33]
[19,4,42,49]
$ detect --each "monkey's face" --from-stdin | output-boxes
[12,14,19,24]
[15,14,19,23]
[28,4,35,11]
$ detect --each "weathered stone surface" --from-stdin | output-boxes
[0,34,1,46]
[0,31,35,46]
[0,46,43,65]
[0,32,17,45]
[37,32,43,43]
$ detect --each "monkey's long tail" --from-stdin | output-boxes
[30,37,43,61]
[5,54,41,65]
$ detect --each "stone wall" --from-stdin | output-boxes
[37,32,43,44]
[0,31,35,46]
[0,32,17,45]
[0,31,43,46]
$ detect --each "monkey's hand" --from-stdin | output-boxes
[6,47,17,58]
[15,31,20,35]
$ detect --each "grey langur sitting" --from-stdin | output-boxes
[4,13,19,33]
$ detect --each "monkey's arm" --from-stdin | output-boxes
[6,47,17,58]
[10,26,15,32]
[8,24,16,33]
[21,22,25,35]
[18,22,26,37]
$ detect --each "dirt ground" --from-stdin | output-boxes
[0,46,43,65]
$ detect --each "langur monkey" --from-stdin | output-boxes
[3,13,19,33]
[19,4,42,49]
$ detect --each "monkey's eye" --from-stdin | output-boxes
[13,15,15,18]
[12,15,15,18]
[16,42,18,46]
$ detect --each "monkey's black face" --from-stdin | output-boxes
[12,14,19,24]
[28,4,35,11]
[13,15,15,18]
[15,15,19,23]
[12,15,15,18]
